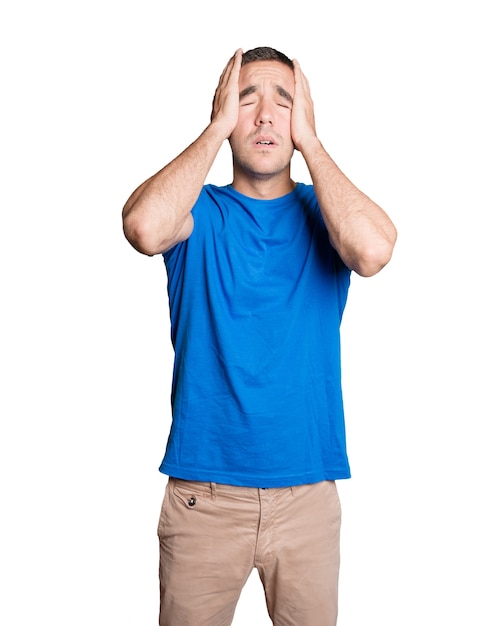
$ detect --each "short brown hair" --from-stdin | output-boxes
[241,47,294,70]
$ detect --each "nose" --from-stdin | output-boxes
[257,114,272,125]
[255,100,273,125]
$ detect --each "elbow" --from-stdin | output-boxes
[353,250,391,277]
[122,213,164,257]
[352,231,397,277]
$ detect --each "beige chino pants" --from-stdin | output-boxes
[158,478,342,626]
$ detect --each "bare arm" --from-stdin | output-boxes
[122,50,243,256]
[291,60,397,277]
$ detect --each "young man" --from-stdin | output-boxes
[123,47,397,626]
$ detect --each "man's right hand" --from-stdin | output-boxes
[122,49,244,256]
[210,49,243,139]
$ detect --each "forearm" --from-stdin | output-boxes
[122,122,227,255]
[301,138,397,276]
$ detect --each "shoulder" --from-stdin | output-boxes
[293,182,318,206]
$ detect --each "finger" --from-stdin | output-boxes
[293,58,311,97]
[219,48,242,88]
[226,48,243,89]
[211,50,242,120]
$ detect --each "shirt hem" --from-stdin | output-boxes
[159,462,351,488]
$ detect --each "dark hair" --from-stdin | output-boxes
[241,46,294,70]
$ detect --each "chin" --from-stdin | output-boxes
[237,156,291,179]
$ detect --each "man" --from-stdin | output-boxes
[122,46,397,626]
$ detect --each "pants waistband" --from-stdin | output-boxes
[169,477,296,496]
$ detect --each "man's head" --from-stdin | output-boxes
[241,47,294,70]
[229,47,296,192]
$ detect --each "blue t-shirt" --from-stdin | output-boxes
[160,183,351,487]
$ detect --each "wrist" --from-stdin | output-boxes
[294,134,321,156]
[208,114,237,142]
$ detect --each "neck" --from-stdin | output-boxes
[231,171,296,200]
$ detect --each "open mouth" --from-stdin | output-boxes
[255,136,276,147]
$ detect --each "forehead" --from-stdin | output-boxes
[239,60,295,95]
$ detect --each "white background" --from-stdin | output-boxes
[1,0,485,624]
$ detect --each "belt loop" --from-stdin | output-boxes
[210,482,217,499]
[290,486,295,496]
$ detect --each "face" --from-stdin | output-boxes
[229,60,295,181]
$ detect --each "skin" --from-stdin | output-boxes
[122,49,397,276]
[228,59,296,197]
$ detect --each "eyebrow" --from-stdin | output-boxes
[239,85,293,104]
